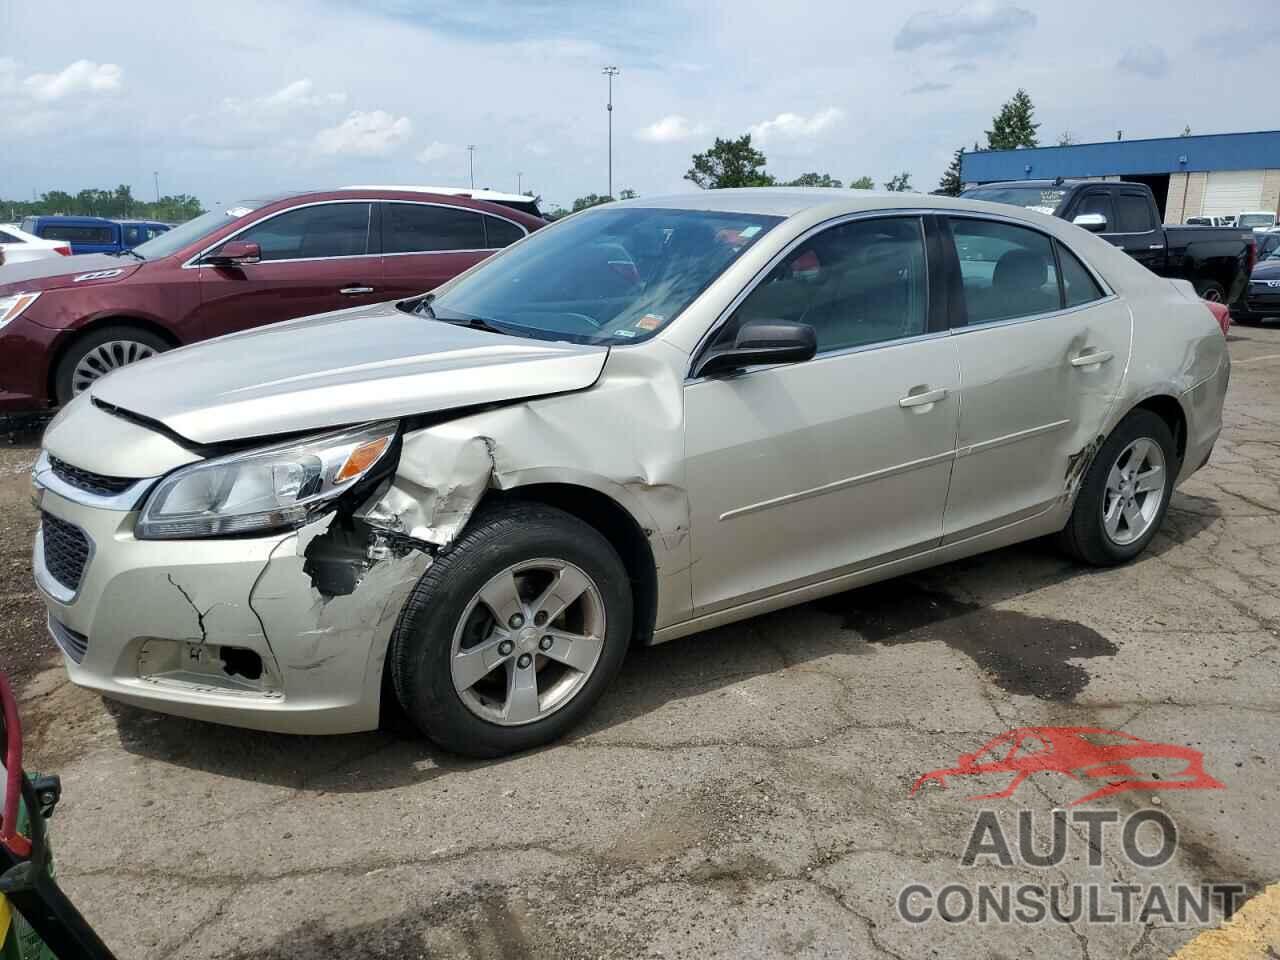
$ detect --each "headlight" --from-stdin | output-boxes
[0,292,41,331]
[136,421,397,539]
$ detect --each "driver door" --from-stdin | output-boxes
[684,215,961,615]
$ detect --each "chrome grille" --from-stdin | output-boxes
[47,454,137,497]
[40,512,91,593]
[48,615,88,663]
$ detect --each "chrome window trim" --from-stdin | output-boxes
[31,451,158,511]
[181,198,376,269]
[948,294,1120,334]
[687,208,938,379]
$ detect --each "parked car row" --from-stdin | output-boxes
[0,188,544,410]
[31,189,1229,755]
[17,216,172,256]
[1186,211,1278,231]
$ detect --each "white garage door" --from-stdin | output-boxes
[1199,170,1265,219]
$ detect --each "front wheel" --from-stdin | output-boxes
[1058,410,1177,566]
[54,324,170,404]
[390,502,632,757]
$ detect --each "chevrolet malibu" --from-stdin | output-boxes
[32,190,1229,757]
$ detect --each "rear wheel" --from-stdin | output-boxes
[390,502,632,757]
[1059,410,1177,566]
[54,324,170,404]
[1194,279,1226,303]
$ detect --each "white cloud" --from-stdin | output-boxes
[416,140,458,164]
[635,115,706,144]
[259,79,346,109]
[748,108,844,145]
[895,3,1035,53]
[314,110,413,157]
[1117,45,1169,78]
[23,59,122,101]
[908,81,952,94]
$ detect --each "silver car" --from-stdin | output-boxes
[32,190,1229,757]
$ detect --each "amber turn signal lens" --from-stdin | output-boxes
[334,436,391,482]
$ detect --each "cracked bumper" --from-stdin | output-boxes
[33,487,426,735]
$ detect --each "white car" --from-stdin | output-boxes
[1236,211,1278,232]
[0,224,71,267]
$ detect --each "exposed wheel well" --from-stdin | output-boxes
[47,316,180,403]
[495,484,659,647]
[1132,394,1187,463]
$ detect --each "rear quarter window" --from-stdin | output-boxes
[42,225,115,244]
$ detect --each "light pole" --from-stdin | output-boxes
[602,66,619,199]
[467,145,476,188]
[517,171,523,194]
[153,171,160,204]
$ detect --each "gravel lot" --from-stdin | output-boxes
[5,326,1279,959]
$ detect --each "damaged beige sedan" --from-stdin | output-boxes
[32,190,1229,756]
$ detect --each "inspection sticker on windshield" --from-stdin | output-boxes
[635,314,664,331]
[740,225,762,238]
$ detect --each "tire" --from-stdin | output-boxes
[1058,409,1178,566]
[1194,279,1226,303]
[390,501,632,757]
[54,324,170,404]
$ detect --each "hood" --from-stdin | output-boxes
[1251,260,1280,283]
[90,302,609,445]
[0,253,143,293]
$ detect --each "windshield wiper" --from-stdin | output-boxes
[114,249,145,261]
[408,295,509,335]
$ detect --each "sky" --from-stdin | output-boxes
[0,0,1274,212]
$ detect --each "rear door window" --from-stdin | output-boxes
[1056,242,1106,307]
[1115,193,1156,233]
[947,218,1061,324]
[237,203,373,261]
[42,225,115,244]
[483,216,526,249]
[383,203,487,253]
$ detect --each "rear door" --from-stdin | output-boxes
[380,201,527,300]
[940,215,1130,541]
[38,221,119,256]
[194,200,383,339]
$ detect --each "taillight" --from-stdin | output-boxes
[1204,300,1231,336]
[54,245,72,256]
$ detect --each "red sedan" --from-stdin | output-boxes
[0,189,544,411]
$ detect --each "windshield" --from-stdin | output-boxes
[422,206,783,344]
[1238,214,1276,229]
[131,202,262,260]
[962,186,1068,216]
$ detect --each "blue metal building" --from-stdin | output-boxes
[961,130,1280,225]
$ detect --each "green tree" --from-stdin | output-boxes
[986,88,1040,150]
[618,188,638,199]
[883,172,914,192]
[1057,131,1076,146]
[847,175,875,190]
[937,148,964,196]
[1,187,204,222]
[571,193,614,212]
[685,134,774,189]
[786,172,843,188]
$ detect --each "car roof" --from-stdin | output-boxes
[602,187,1083,218]
[27,214,116,224]
[343,185,535,205]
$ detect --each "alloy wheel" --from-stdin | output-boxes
[449,558,607,726]
[1101,437,1166,546]
[71,340,158,395]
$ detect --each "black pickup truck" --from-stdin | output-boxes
[962,180,1255,309]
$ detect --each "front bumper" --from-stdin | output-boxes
[0,316,64,413]
[32,479,429,735]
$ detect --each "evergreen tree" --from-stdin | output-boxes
[986,89,1040,150]
[938,147,964,196]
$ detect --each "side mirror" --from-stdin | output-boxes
[1072,213,1107,233]
[205,240,261,266]
[694,320,817,378]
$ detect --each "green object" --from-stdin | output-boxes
[1,779,57,960]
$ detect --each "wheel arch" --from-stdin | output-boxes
[485,482,660,648]
[1128,393,1188,464]
[46,314,181,403]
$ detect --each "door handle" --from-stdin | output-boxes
[899,387,948,409]
[340,285,374,296]
[1070,349,1113,368]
